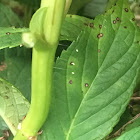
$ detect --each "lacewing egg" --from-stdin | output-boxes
[6,32,10,35]
[70,62,75,65]
[85,83,89,87]
[113,20,116,24]
[125,8,128,12]
[99,25,102,29]
[98,49,101,53]
[100,33,103,37]
[69,80,73,84]
[116,17,119,21]
[76,49,79,52]
[90,23,94,28]
[132,18,135,21]
[97,34,100,39]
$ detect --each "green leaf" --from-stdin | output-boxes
[109,114,140,139]
[29,7,47,36]
[116,126,140,140]
[69,0,92,14]
[0,15,88,50]
[38,0,140,140]
[0,14,89,50]
[121,115,140,134]
[0,27,29,50]
[22,7,48,48]
[81,0,108,18]
[0,3,27,50]
[108,107,132,138]
[0,3,22,27]
[61,15,93,41]
[0,47,32,101]
[0,2,29,137]
[0,78,30,135]
[106,0,118,11]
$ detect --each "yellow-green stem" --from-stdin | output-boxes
[14,41,56,139]
[42,0,66,46]
[14,0,67,139]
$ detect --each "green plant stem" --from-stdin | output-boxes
[14,0,66,139]
[41,0,66,46]
[22,42,56,136]
[14,41,56,139]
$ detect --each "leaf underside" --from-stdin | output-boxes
[38,0,140,140]
[0,79,29,135]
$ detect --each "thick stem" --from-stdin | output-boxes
[14,41,56,139]
[22,42,56,136]
[14,0,66,139]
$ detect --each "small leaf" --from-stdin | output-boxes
[0,27,29,50]
[0,78,30,135]
[29,7,47,37]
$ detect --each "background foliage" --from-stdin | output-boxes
[0,0,140,140]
